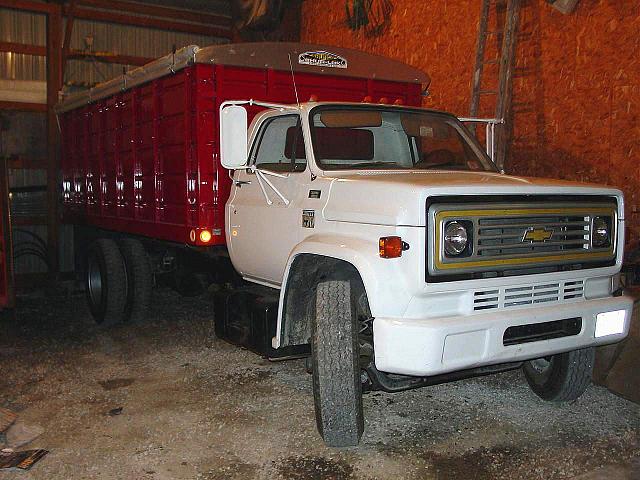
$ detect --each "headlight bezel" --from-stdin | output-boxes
[443,220,473,257]
[591,215,612,249]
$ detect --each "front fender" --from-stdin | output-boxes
[274,233,413,348]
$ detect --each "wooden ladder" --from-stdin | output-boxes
[469,0,522,171]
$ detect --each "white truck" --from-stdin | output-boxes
[218,99,634,446]
[57,43,634,448]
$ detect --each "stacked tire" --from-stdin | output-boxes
[85,238,152,326]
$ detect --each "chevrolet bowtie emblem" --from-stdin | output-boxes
[522,227,554,243]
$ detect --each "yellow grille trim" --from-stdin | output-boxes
[434,206,616,271]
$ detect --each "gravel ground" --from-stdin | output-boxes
[0,285,638,480]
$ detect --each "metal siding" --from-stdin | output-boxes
[0,9,47,81]
[64,20,229,86]
[0,8,228,83]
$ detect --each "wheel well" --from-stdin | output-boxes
[280,254,370,347]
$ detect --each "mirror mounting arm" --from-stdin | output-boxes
[248,165,290,206]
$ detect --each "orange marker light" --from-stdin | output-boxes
[363,95,373,103]
[379,236,404,258]
[309,94,318,102]
[199,229,212,243]
[379,97,389,104]
[394,98,404,105]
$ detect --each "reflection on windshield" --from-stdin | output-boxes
[309,107,495,172]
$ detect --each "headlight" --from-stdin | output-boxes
[592,216,611,248]
[444,221,469,256]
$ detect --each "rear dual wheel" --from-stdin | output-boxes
[86,239,127,327]
[85,238,151,326]
[119,238,153,324]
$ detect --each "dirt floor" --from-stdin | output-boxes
[0,285,638,480]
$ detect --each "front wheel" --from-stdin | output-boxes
[523,347,595,402]
[312,280,364,447]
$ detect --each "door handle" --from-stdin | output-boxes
[234,180,252,187]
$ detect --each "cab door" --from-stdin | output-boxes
[227,113,308,285]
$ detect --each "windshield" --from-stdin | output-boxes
[309,106,495,172]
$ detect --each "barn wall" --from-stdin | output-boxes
[0,8,229,85]
[300,0,640,250]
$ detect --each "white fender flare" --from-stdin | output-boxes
[273,233,410,348]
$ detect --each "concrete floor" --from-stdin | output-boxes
[0,285,638,480]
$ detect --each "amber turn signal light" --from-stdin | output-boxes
[379,236,408,258]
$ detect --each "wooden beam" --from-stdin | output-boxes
[67,51,154,66]
[61,0,78,78]
[0,101,46,113]
[0,42,154,66]
[0,0,56,14]
[494,0,521,171]
[64,6,232,38]
[47,5,63,275]
[0,41,46,56]
[78,0,231,29]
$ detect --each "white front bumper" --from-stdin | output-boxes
[373,294,634,376]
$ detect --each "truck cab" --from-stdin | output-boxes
[220,99,634,447]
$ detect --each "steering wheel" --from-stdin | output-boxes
[419,149,457,167]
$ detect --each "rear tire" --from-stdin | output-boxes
[85,239,127,327]
[119,238,152,323]
[523,347,595,402]
[312,280,364,447]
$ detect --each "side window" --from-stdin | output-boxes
[251,115,307,173]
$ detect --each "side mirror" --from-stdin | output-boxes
[220,105,248,169]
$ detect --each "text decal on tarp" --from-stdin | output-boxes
[299,51,348,69]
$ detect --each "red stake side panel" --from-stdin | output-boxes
[60,64,422,246]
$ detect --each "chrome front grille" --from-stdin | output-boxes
[476,215,590,257]
[473,280,584,311]
[429,201,618,277]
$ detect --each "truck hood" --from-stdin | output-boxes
[322,170,624,226]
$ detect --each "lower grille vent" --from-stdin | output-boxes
[473,290,500,310]
[473,280,585,311]
[504,283,559,307]
[563,280,584,299]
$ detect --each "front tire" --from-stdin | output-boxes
[523,347,595,402]
[312,280,364,447]
[85,239,127,327]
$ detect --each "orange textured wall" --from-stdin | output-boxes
[300,0,640,250]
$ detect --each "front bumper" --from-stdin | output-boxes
[373,294,634,376]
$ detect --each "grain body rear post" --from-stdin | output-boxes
[55,43,429,324]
